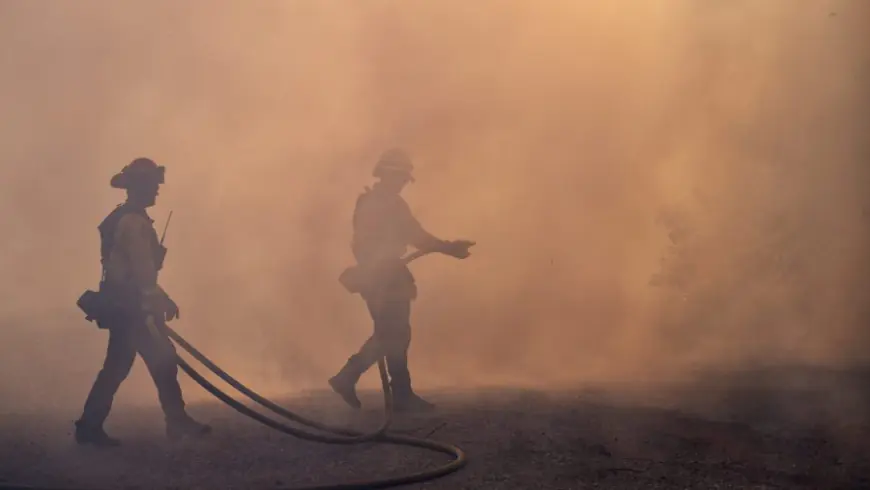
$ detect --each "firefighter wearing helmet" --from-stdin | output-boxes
[74,158,211,446]
[329,149,475,412]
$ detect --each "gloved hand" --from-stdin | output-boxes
[141,287,180,322]
[164,295,180,322]
[443,240,476,259]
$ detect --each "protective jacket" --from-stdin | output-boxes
[98,203,167,307]
[350,185,430,300]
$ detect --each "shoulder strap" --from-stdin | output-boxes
[98,203,144,266]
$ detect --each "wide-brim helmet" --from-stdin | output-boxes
[110,157,165,189]
[372,148,414,182]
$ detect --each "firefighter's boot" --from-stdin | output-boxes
[329,356,366,409]
[74,420,121,448]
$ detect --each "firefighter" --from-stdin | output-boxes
[74,158,211,446]
[329,149,475,412]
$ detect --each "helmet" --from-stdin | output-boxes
[110,157,165,189]
[373,148,414,182]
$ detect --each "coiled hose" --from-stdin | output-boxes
[166,325,468,489]
[2,250,467,490]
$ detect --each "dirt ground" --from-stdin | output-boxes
[1,368,869,490]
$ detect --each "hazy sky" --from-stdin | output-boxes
[0,0,867,411]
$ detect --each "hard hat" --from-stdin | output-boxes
[373,148,414,182]
[110,157,165,189]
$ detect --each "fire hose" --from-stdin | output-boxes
[1,250,468,490]
[166,325,468,489]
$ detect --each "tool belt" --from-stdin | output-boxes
[339,260,417,301]
[76,281,139,329]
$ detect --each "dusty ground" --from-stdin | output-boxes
[1,368,869,490]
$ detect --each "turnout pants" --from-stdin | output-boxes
[348,297,413,396]
[78,315,186,427]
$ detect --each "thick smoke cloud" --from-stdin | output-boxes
[0,1,867,411]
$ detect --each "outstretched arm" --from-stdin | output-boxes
[399,201,474,258]
[409,219,450,253]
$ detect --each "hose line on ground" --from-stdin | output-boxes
[168,325,468,490]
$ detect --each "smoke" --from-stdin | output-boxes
[0,1,867,412]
